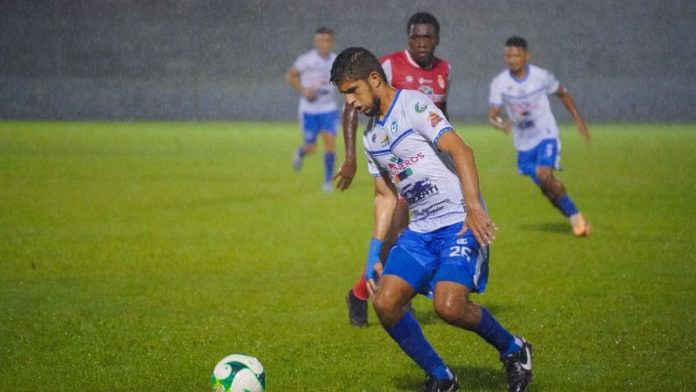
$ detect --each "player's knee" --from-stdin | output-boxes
[304,144,317,154]
[434,301,478,329]
[372,293,401,324]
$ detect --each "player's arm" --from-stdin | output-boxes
[554,86,591,142]
[437,131,497,246]
[488,106,512,134]
[365,174,398,295]
[333,103,359,190]
[285,66,316,101]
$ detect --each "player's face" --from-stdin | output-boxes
[338,77,380,117]
[407,24,439,68]
[314,33,334,58]
[505,46,529,74]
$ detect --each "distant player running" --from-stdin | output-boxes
[331,47,532,392]
[339,12,451,327]
[286,27,338,192]
[489,36,591,236]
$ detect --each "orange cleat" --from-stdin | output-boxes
[570,213,591,237]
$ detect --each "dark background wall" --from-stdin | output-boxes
[2,0,695,122]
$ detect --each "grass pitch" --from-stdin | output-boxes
[1,121,695,391]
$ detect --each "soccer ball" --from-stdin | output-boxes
[210,354,266,392]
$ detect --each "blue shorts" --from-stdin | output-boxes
[300,111,338,145]
[517,138,561,184]
[383,222,490,296]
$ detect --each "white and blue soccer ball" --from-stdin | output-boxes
[210,354,266,392]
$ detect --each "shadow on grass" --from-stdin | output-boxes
[520,221,568,235]
[393,364,508,391]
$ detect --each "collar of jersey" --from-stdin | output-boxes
[376,89,402,126]
[509,64,531,83]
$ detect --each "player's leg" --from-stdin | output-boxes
[432,224,532,391]
[375,232,458,389]
[318,111,338,191]
[346,269,369,326]
[292,113,319,171]
[534,139,590,236]
[380,197,417,314]
[347,197,409,326]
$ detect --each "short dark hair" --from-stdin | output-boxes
[330,47,387,86]
[505,36,528,50]
[315,26,334,35]
[407,12,440,36]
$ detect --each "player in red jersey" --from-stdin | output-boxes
[338,12,452,327]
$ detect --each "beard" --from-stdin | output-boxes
[362,96,381,117]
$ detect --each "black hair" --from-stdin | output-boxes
[505,36,528,49]
[407,12,440,36]
[315,26,334,35]
[330,47,387,86]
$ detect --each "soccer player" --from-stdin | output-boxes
[286,27,339,192]
[340,12,451,327]
[331,47,532,392]
[488,36,591,236]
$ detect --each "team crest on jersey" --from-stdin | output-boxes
[438,74,445,89]
[428,112,443,127]
[390,121,398,135]
[415,102,427,113]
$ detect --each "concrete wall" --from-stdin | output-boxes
[2,0,695,122]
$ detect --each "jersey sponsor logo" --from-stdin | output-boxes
[419,77,433,84]
[402,178,439,205]
[380,134,390,147]
[414,102,428,113]
[438,74,445,89]
[419,85,434,97]
[387,153,425,182]
[428,112,444,127]
[411,200,446,220]
[405,75,414,83]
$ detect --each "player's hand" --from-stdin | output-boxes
[501,121,512,135]
[366,262,383,297]
[302,87,317,102]
[333,158,357,191]
[460,203,497,246]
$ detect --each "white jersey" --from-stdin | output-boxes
[364,89,466,233]
[292,49,338,114]
[489,64,561,151]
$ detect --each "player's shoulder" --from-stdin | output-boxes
[380,50,406,65]
[529,64,553,78]
[490,68,510,85]
[396,89,435,115]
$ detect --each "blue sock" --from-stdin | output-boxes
[474,307,519,355]
[557,194,579,217]
[324,152,335,183]
[385,312,451,380]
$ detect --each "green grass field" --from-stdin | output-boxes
[1,121,695,391]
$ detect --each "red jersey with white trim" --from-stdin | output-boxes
[380,50,450,110]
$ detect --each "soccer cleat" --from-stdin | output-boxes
[570,213,591,237]
[292,150,303,172]
[501,337,532,392]
[346,289,368,327]
[422,374,459,392]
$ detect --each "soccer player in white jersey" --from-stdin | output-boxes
[331,47,532,392]
[489,36,591,236]
[286,27,338,192]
